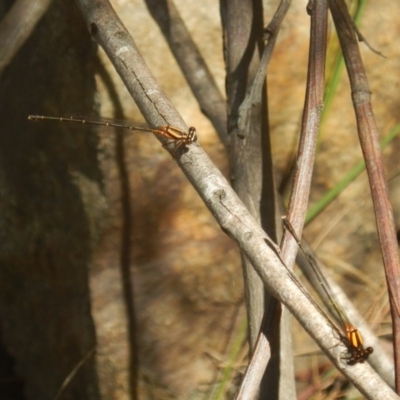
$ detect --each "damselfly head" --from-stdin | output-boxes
[188,127,197,142]
[344,343,373,365]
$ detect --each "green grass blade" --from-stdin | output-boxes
[211,316,247,400]
[320,0,368,137]
[306,123,400,224]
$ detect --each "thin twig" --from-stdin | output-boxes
[256,0,328,396]
[53,347,96,400]
[73,1,397,398]
[329,0,400,391]
[0,0,52,76]
[351,20,385,58]
[280,0,327,263]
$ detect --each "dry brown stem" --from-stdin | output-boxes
[329,0,400,391]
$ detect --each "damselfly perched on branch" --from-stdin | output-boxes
[282,216,373,365]
[28,115,197,153]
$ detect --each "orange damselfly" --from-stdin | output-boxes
[282,216,373,365]
[28,115,197,152]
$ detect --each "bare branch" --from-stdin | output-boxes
[220,0,270,354]
[234,1,293,398]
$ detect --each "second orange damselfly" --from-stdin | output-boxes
[282,216,373,365]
